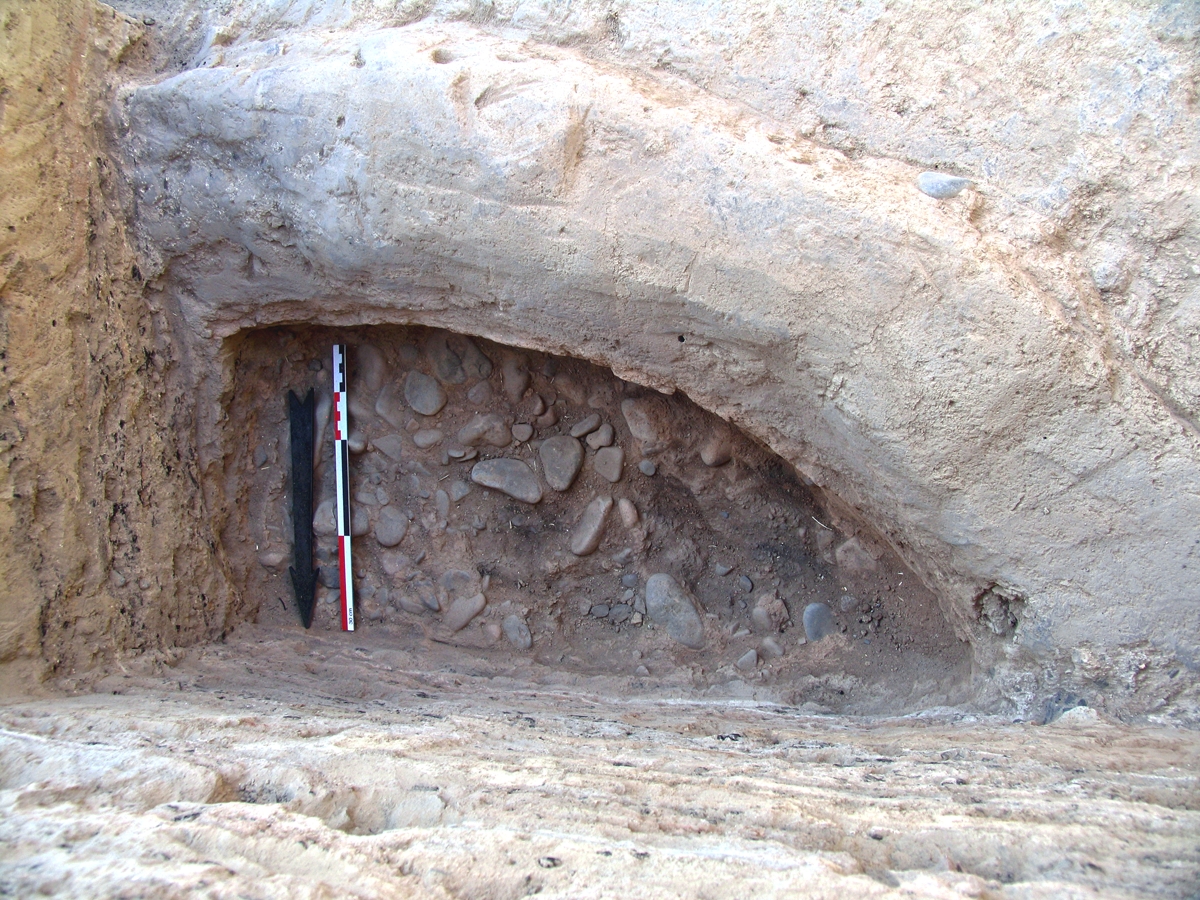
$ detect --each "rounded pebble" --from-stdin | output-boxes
[738,575,754,592]
[916,171,973,199]
[512,423,534,443]
[590,603,610,619]
[502,614,532,649]
[569,413,602,438]
[570,495,613,556]
[458,413,511,447]
[404,371,447,416]
[539,435,584,491]
[759,636,784,659]
[374,506,409,547]
[803,602,836,642]
[736,649,759,671]
[638,459,657,476]
[593,446,624,483]
[470,458,543,504]
[586,423,614,449]
[443,593,486,631]
[644,573,705,649]
[412,428,443,449]
[714,563,733,577]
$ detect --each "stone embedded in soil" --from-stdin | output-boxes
[621,398,661,444]
[374,434,406,461]
[458,413,511,447]
[501,353,530,404]
[443,592,486,631]
[803,602,836,642]
[736,649,759,671]
[609,603,633,624]
[435,489,450,521]
[617,498,639,528]
[536,406,559,428]
[638,459,657,476]
[347,431,367,454]
[621,573,639,588]
[590,603,610,618]
[835,537,879,572]
[645,574,706,650]
[571,495,613,556]
[502,613,532,649]
[404,371,448,416]
[319,565,340,588]
[738,575,754,592]
[471,458,543,504]
[700,427,733,467]
[313,499,337,535]
[714,563,733,577]
[467,380,493,406]
[569,413,602,438]
[374,506,409,547]
[759,636,784,659]
[592,446,624,483]
[586,423,615,449]
[398,593,426,615]
[374,382,407,429]
[511,423,533,443]
[539,435,584,491]
[752,593,789,633]
[448,479,471,502]
[351,506,370,537]
[412,428,443,449]
[440,569,475,597]
[356,343,387,393]
[426,332,492,384]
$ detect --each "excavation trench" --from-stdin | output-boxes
[220,324,971,714]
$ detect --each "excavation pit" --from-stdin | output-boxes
[225,325,970,714]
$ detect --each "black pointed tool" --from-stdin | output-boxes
[288,388,318,628]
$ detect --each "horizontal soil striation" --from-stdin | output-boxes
[225,325,969,714]
[2,643,1197,898]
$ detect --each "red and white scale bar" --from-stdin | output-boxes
[332,344,355,631]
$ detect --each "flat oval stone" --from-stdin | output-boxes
[803,602,836,642]
[374,506,409,547]
[592,446,624,483]
[443,592,486,632]
[511,423,534,443]
[458,413,511,447]
[404,371,447,416]
[569,413,601,438]
[471,458,542,504]
[374,433,406,461]
[570,495,613,556]
[586,423,614,449]
[502,613,532,649]
[412,428,443,449]
[621,398,661,443]
[644,573,705,649]
[539,435,583,492]
[700,427,732,467]
[916,171,972,199]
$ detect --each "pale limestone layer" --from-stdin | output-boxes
[108,1,1200,703]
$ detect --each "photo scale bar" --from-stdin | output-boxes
[332,343,355,632]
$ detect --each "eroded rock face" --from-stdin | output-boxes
[108,1,1200,712]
